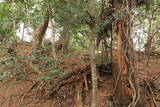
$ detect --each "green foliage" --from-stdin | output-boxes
[40,69,64,82]
[0,3,16,40]
[26,54,59,71]
[0,0,160,83]
[102,56,112,65]
[70,32,90,52]
[95,56,101,64]
[0,72,11,81]
[39,57,58,70]
[57,54,71,59]
[10,68,27,80]
[96,19,112,37]
[0,56,27,81]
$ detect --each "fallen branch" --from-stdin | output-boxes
[40,62,111,99]
[44,65,91,98]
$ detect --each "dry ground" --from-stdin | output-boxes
[0,43,160,107]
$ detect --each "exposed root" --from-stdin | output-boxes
[84,75,88,91]
[43,63,111,99]
[75,80,84,107]
[146,80,159,107]
[43,65,91,99]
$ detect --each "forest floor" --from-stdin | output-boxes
[0,42,160,107]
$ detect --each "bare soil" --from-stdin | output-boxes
[0,43,160,107]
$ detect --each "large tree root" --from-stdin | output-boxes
[44,65,91,99]
[43,63,111,99]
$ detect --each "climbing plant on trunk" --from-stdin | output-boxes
[111,0,139,106]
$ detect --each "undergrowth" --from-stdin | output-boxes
[0,50,66,82]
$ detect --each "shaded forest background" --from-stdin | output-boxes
[0,0,160,107]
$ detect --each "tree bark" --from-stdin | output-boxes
[112,1,139,106]
[90,0,98,107]
[75,81,83,107]
[50,19,57,58]
[33,11,49,51]
[144,6,158,52]
[115,19,132,106]
[45,0,57,57]
[90,26,97,107]
[60,25,70,54]
[144,13,154,52]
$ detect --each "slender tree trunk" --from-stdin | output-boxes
[50,19,57,58]
[75,81,83,107]
[22,24,25,41]
[45,0,57,57]
[12,20,17,41]
[144,7,158,52]
[144,14,153,52]
[90,0,98,107]
[60,26,70,54]
[90,25,97,107]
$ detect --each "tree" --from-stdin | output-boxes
[0,1,24,44]
[143,2,160,52]
[111,0,139,106]
[43,0,57,57]
[32,10,49,51]
[90,0,98,107]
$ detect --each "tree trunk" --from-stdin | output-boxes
[144,14,153,52]
[75,81,83,107]
[90,25,97,107]
[144,5,158,52]
[112,1,139,106]
[33,11,49,51]
[114,20,132,106]
[45,0,57,57]
[60,26,70,54]
[50,19,57,58]
[22,23,25,41]
[90,0,98,107]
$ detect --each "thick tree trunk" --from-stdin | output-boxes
[114,20,132,106]
[33,12,49,51]
[90,0,98,107]
[112,1,139,106]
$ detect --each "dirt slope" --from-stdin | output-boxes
[0,43,160,107]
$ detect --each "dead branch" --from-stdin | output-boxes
[44,65,91,98]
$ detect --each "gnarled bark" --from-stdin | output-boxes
[114,19,132,106]
[112,1,139,106]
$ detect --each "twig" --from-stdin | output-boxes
[26,81,39,93]
[84,75,88,91]
[146,81,159,107]
[7,96,11,107]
